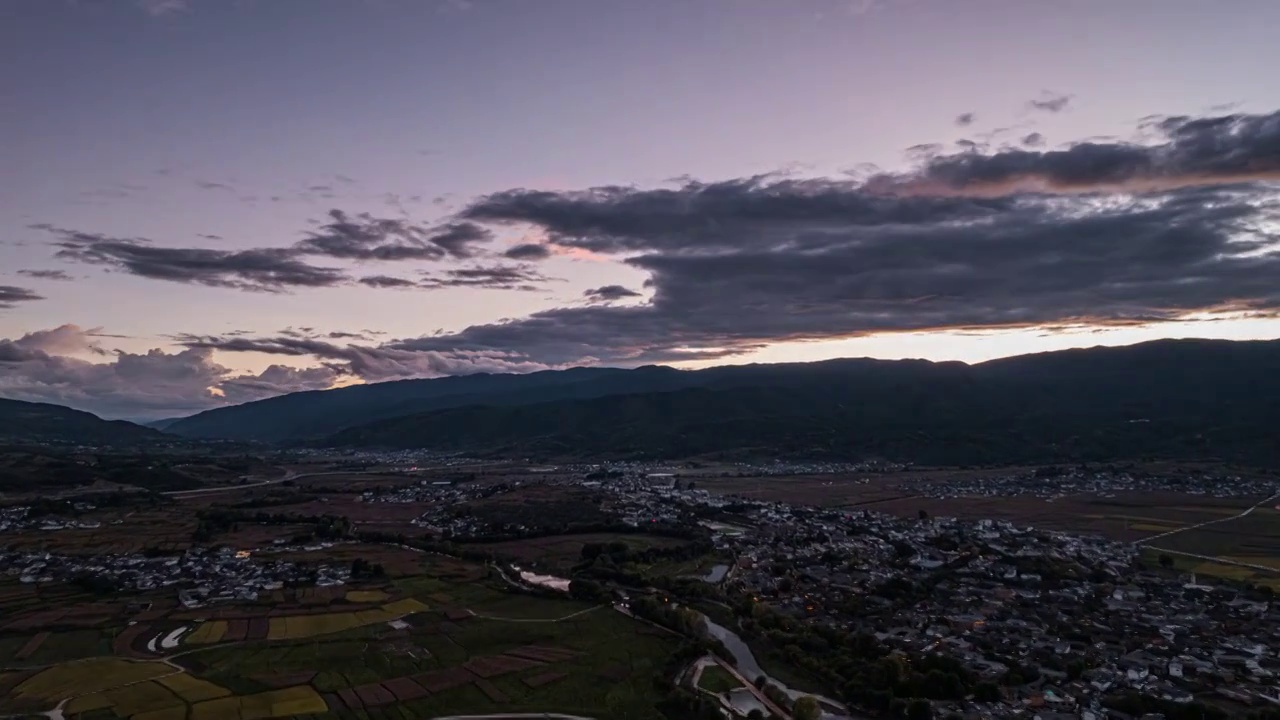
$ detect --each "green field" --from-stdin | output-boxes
[1,550,683,720]
[697,664,742,694]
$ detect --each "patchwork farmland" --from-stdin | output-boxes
[0,553,679,719]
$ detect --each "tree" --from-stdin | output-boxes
[907,698,934,720]
[918,509,930,521]
[569,578,606,601]
[1159,553,1175,570]
[793,695,822,720]
[972,682,1001,703]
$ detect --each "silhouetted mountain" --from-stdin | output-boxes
[166,365,702,442]
[0,398,171,446]
[320,339,1280,464]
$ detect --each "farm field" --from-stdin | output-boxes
[1,555,679,720]
[870,491,1261,543]
[697,664,742,694]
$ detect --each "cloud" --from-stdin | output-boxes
[33,208,508,293]
[137,0,188,16]
[419,265,550,291]
[195,180,233,191]
[1021,132,1045,147]
[0,325,107,359]
[873,108,1280,194]
[175,334,555,384]
[0,344,340,420]
[0,325,347,418]
[294,211,492,261]
[955,112,976,127]
[45,227,348,292]
[358,275,418,289]
[17,270,74,281]
[1028,91,1072,113]
[503,243,553,261]
[14,105,1280,415]
[419,109,1280,369]
[583,285,642,303]
[423,222,494,259]
[0,286,44,309]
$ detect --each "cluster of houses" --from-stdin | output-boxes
[0,503,104,533]
[1,546,350,605]
[574,466,1280,716]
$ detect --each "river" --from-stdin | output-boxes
[497,567,860,719]
[699,613,862,720]
[699,564,730,583]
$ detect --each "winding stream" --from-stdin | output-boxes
[698,613,861,720]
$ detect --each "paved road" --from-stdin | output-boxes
[164,462,505,497]
[1135,489,1280,546]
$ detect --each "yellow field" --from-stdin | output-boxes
[267,598,429,640]
[104,680,185,717]
[190,695,240,720]
[1225,556,1280,571]
[345,589,389,603]
[185,620,228,645]
[191,685,327,720]
[63,692,114,715]
[384,597,428,615]
[133,707,188,720]
[1192,562,1256,580]
[14,659,171,703]
[158,674,231,702]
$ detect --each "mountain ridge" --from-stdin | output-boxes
[316,338,1280,464]
[0,398,172,446]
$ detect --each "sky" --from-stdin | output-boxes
[2,0,1280,420]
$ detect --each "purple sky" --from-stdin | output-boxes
[3,0,1280,419]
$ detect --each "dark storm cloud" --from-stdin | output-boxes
[503,243,553,260]
[955,112,975,127]
[419,265,549,291]
[358,275,418,288]
[424,222,494,259]
[294,211,493,261]
[463,175,1010,254]
[294,209,445,261]
[1028,91,1072,113]
[45,227,348,292]
[583,285,642,303]
[0,286,44,308]
[17,269,74,281]
[421,148,1280,368]
[176,333,553,382]
[884,108,1280,193]
[34,208,508,293]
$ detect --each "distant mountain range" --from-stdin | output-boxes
[0,398,169,446]
[145,338,1280,465]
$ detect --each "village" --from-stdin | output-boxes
[0,544,351,606]
[561,468,1280,718]
[4,457,1280,718]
